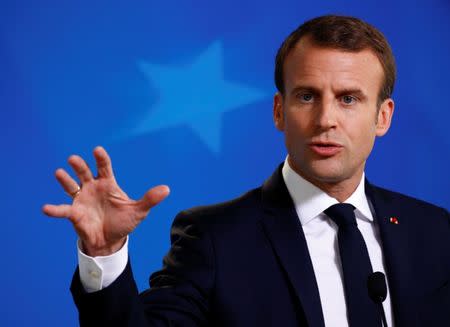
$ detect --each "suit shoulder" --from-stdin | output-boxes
[172,187,263,227]
[371,184,449,217]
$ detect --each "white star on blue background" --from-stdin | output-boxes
[127,41,268,153]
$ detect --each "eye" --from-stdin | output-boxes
[341,95,356,105]
[298,93,314,103]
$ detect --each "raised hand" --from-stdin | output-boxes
[42,146,170,257]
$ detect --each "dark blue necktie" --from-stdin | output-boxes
[325,203,381,327]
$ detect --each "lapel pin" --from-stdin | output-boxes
[389,217,399,225]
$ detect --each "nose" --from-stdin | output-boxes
[315,98,337,130]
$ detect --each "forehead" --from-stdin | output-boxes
[283,39,384,95]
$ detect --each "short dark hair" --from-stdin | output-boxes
[274,15,396,104]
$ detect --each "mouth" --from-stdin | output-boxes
[308,142,343,157]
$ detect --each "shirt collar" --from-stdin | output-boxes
[282,156,374,226]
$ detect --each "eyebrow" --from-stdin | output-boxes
[290,86,320,96]
[335,88,368,101]
[290,85,368,101]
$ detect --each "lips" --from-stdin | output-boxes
[309,142,343,157]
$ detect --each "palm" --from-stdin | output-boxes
[71,178,137,247]
[43,146,170,256]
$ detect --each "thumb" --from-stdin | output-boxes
[137,185,170,213]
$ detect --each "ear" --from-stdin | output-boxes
[273,92,285,131]
[375,98,394,137]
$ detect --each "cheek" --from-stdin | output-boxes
[284,119,310,145]
[348,113,377,136]
[341,116,377,154]
[284,111,311,134]
[351,124,377,154]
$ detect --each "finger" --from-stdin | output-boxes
[136,185,170,213]
[93,146,114,179]
[42,204,72,218]
[68,155,94,184]
[55,168,80,196]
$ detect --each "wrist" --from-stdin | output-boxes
[81,237,127,257]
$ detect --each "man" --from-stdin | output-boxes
[43,15,450,326]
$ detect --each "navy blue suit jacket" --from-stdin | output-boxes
[71,165,450,326]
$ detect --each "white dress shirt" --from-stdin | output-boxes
[78,158,394,326]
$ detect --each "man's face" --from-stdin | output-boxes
[273,38,394,188]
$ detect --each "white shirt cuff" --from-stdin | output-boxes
[77,237,129,293]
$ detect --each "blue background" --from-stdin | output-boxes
[1,0,449,325]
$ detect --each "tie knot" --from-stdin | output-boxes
[324,203,357,228]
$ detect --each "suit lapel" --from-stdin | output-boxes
[259,165,325,327]
[259,169,423,327]
[365,180,420,327]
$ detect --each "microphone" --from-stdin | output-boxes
[367,271,388,327]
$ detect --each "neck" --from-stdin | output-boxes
[287,157,363,203]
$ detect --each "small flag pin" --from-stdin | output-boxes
[390,217,399,225]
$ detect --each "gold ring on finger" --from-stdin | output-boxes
[68,185,81,199]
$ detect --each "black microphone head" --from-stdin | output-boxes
[367,271,387,303]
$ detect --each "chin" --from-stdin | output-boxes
[289,156,352,184]
[304,166,351,185]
